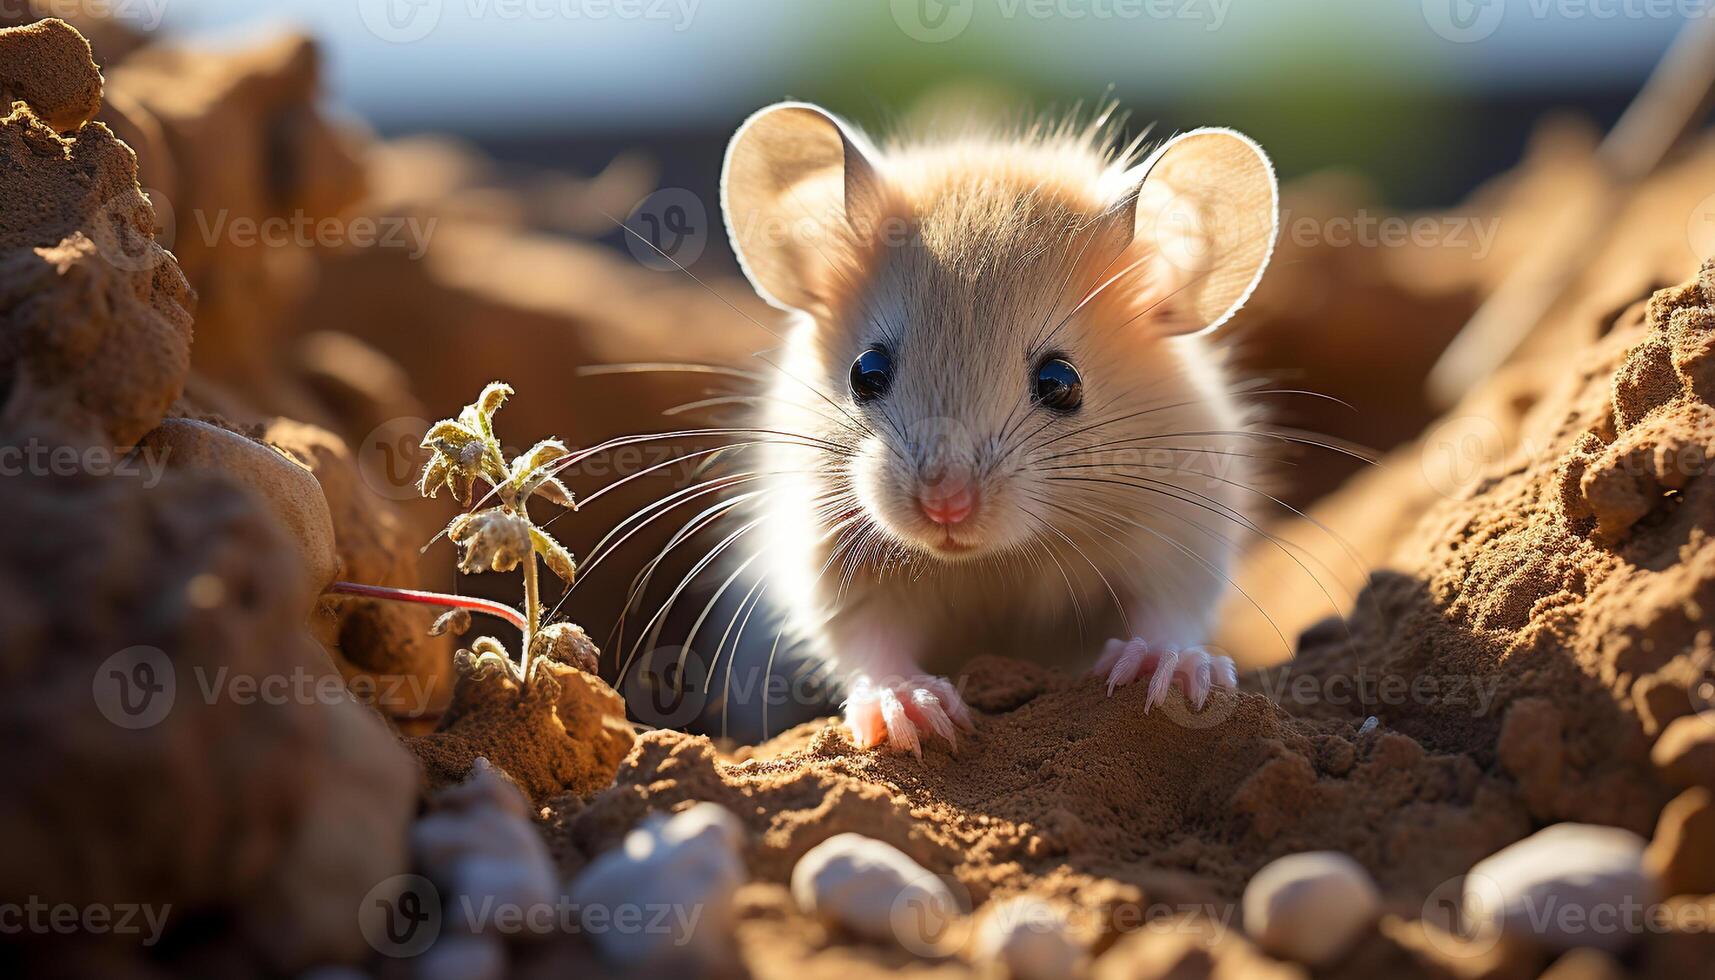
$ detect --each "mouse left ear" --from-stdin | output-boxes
[1115,128,1278,336]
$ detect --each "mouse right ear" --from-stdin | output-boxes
[1117,127,1279,336]
[721,101,889,314]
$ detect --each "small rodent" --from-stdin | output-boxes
[718,102,1278,753]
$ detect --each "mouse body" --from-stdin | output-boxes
[719,103,1279,753]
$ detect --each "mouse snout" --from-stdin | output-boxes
[916,473,978,526]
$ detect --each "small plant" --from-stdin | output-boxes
[329,381,587,683]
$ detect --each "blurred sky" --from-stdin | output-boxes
[136,0,1704,203]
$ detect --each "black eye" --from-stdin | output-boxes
[1034,357,1083,412]
[850,347,894,402]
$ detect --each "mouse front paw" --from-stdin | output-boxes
[1093,639,1237,712]
[841,673,976,757]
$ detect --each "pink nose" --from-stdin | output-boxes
[918,482,977,526]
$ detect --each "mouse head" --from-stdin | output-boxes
[721,102,1277,564]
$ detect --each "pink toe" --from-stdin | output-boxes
[878,688,920,757]
[1093,638,1127,676]
[1144,648,1180,712]
[906,689,957,748]
[1214,655,1238,689]
[1183,653,1213,708]
[924,677,976,733]
[844,700,885,748]
[1105,639,1153,694]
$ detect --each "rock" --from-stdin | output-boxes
[974,896,1084,980]
[0,79,193,450]
[790,832,958,948]
[1652,715,1715,791]
[567,802,747,967]
[406,759,561,979]
[1645,787,1715,897]
[1241,851,1380,966]
[1464,823,1657,954]
[244,694,418,970]
[0,450,363,969]
[141,418,339,597]
[413,758,560,937]
[105,34,366,400]
[0,18,102,133]
[266,418,455,726]
[0,2,145,64]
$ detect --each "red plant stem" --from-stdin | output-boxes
[326,581,527,631]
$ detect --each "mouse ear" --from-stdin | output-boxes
[1118,128,1278,336]
[721,101,888,313]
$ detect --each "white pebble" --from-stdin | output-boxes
[1463,823,1657,954]
[412,759,559,938]
[1243,851,1380,966]
[567,802,747,967]
[974,896,1083,980]
[790,833,958,948]
[417,933,506,980]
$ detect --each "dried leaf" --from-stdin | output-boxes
[429,607,472,637]
[449,508,532,574]
[531,527,577,584]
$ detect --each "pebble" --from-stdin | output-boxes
[974,896,1084,980]
[566,802,748,967]
[1463,823,1658,954]
[1242,850,1380,966]
[790,833,958,947]
[413,759,559,937]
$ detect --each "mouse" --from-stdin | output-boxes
[716,101,1279,754]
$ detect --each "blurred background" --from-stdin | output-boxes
[154,0,1690,249]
